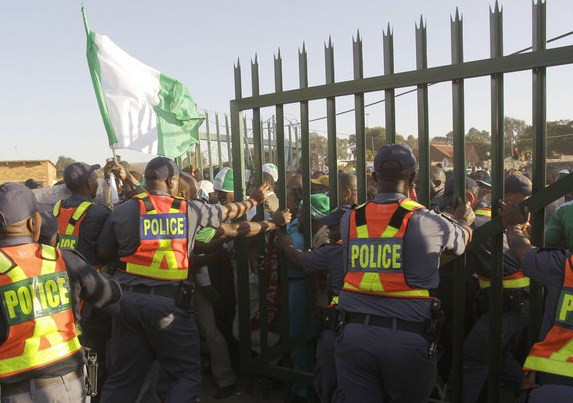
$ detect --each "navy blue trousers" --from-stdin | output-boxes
[335,323,436,403]
[101,291,200,403]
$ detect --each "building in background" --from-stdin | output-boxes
[0,160,57,187]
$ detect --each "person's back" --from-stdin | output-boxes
[336,144,473,403]
[545,201,573,250]
[0,183,121,402]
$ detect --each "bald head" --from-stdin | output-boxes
[430,166,446,198]
[179,172,199,201]
[338,172,357,206]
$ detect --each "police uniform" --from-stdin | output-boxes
[0,183,121,402]
[54,163,112,402]
[98,157,224,403]
[462,207,530,401]
[518,248,573,400]
[335,145,470,403]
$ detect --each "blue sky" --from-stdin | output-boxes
[1,0,572,165]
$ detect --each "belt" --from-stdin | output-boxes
[122,284,179,299]
[536,371,573,388]
[1,369,83,396]
[344,312,427,335]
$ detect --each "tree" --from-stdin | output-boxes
[465,127,491,161]
[55,155,76,178]
[505,117,528,157]
[337,138,351,161]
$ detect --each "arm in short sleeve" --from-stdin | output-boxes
[188,200,224,229]
[62,249,122,308]
[521,248,567,290]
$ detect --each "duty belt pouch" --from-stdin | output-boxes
[425,300,445,359]
[322,306,339,331]
[175,281,194,311]
[518,370,538,403]
[84,348,98,397]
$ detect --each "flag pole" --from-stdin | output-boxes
[81,5,90,36]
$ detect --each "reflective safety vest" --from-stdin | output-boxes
[474,207,492,218]
[53,200,93,251]
[120,192,189,281]
[343,198,432,299]
[473,207,531,289]
[523,255,573,378]
[0,243,81,379]
[478,272,530,289]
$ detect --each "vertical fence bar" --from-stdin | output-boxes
[197,141,204,180]
[225,114,231,166]
[383,24,396,144]
[267,119,273,163]
[216,113,223,168]
[272,115,277,163]
[353,31,367,204]
[205,111,214,180]
[488,4,504,402]
[450,9,466,401]
[231,60,251,374]
[274,49,287,211]
[416,17,430,207]
[294,125,300,170]
[325,36,338,208]
[288,124,293,169]
[243,115,252,169]
[530,0,546,345]
[299,43,312,251]
[251,54,268,363]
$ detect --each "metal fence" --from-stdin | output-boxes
[227,2,573,402]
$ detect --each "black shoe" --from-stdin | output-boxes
[214,383,237,399]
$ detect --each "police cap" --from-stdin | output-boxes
[145,157,180,180]
[0,183,39,227]
[64,162,101,189]
[374,144,416,173]
[505,173,532,196]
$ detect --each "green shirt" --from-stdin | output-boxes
[545,202,573,250]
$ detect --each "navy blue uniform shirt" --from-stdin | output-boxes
[339,192,469,321]
[97,190,223,287]
[59,194,110,266]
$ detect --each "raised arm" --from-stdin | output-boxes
[218,209,291,238]
[498,201,535,263]
[221,183,271,222]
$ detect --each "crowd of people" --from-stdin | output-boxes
[0,144,572,402]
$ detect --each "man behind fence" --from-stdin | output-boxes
[334,144,473,403]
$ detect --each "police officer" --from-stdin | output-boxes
[277,205,349,403]
[97,156,270,402]
[499,201,573,401]
[0,183,121,402]
[462,174,532,401]
[335,144,474,403]
[54,162,114,401]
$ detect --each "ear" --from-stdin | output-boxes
[465,190,476,206]
[166,177,175,189]
[27,212,42,242]
[371,171,378,183]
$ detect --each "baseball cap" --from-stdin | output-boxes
[443,177,478,197]
[505,173,532,196]
[311,175,329,187]
[24,179,41,189]
[374,144,416,173]
[300,193,330,221]
[144,157,180,180]
[0,183,39,227]
[317,204,352,226]
[198,180,215,202]
[64,162,101,189]
[262,163,279,182]
[213,168,234,192]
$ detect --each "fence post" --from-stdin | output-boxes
[530,0,546,345]
[383,24,396,144]
[353,31,367,204]
[225,114,232,166]
[325,36,338,208]
[488,3,504,402]
[216,112,223,168]
[231,60,251,374]
[450,9,466,401]
[205,111,214,181]
[416,17,430,207]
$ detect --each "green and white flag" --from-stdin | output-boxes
[82,7,204,159]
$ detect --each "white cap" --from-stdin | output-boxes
[559,169,570,175]
[262,163,279,182]
[198,180,215,194]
